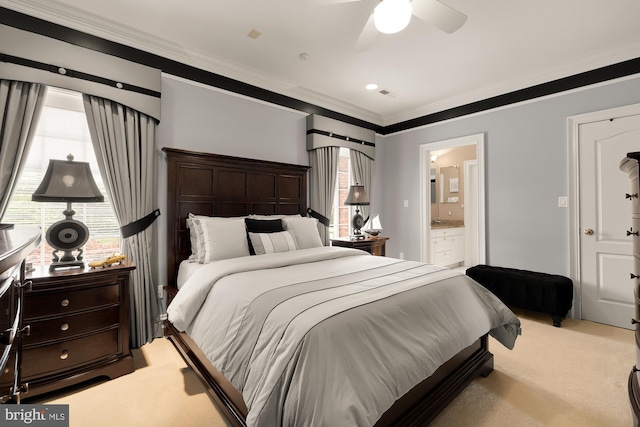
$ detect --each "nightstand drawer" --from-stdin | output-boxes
[22,328,119,378]
[24,306,120,345]
[24,284,119,319]
[330,237,388,256]
[0,351,15,389]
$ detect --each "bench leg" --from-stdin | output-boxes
[552,316,563,327]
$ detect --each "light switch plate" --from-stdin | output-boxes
[558,196,568,208]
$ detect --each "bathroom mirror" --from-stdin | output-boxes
[440,165,459,204]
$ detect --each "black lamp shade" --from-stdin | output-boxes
[343,184,370,206]
[32,156,104,203]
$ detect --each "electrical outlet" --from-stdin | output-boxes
[399,252,404,260]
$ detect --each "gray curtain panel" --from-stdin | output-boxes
[0,80,46,219]
[309,146,339,245]
[83,94,158,348]
[349,149,373,223]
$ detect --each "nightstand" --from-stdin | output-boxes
[330,236,389,256]
[19,261,135,399]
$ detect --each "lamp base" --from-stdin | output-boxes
[49,260,85,272]
[351,210,365,238]
[45,214,90,272]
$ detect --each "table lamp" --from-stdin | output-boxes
[343,184,370,238]
[32,154,104,271]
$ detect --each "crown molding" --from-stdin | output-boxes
[383,41,640,127]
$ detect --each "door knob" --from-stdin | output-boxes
[584,229,594,235]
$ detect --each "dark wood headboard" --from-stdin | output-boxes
[163,147,309,287]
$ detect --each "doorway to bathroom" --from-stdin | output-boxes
[419,133,486,268]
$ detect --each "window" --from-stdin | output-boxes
[329,147,352,238]
[3,87,121,268]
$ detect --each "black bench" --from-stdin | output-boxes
[466,264,573,327]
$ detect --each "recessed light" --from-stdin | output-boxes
[365,83,378,91]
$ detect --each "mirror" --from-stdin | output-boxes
[440,165,459,203]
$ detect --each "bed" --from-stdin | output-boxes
[162,147,521,427]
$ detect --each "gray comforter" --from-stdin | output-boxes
[167,247,521,427]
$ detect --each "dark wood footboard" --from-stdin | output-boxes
[375,335,493,427]
[164,306,493,427]
[165,319,247,426]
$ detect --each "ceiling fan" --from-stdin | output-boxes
[323,0,467,51]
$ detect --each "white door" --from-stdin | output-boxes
[579,113,640,329]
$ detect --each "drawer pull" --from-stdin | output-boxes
[628,228,639,237]
[60,323,69,331]
[626,193,638,199]
[12,279,32,292]
[632,273,640,280]
[19,325,30,336]
[61,299,70,307]
[59,350,69,360]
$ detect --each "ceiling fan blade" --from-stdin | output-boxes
[412,0,468,33]
[354,13,379,52]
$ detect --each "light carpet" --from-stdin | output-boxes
[432,309,633,427]
[32,309,633,426]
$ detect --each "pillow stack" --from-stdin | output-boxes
[186,213,324,263]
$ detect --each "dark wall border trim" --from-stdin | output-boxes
[381,57,640,135]
[3,7,639,136]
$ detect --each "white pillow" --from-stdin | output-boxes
[248,231,298,255]
[196,216,250,262]
[186,216,200,262]
[188,214,249,263]
[282,217,323,249]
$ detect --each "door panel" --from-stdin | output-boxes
[579,115,640,329]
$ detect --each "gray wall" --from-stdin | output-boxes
[377,75,640,275]
[155,75,309,284]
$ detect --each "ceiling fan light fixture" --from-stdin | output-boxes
[373,0,413,34]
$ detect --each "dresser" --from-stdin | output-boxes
[330,236,388,256]
[621,151,640,426]
[0,225,41,403]
[18,261,135,399]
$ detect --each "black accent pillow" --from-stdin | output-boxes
[244,218,285,255]
[244,218,285,233]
